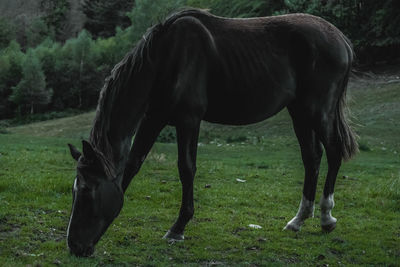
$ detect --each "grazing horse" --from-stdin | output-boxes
[66,9,357,257]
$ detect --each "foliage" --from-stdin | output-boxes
[82,0,134,39]
[39,0,70,42]
[29,31,105,111]
[93,27,135,72]
[157,126,177,143]
[0,17,16,49]
[63,30,101,108]
[0,41,24,119]
[9,49,52,115]
[26,18,52,48]
[0,120,9,133]
[127,0,186,41]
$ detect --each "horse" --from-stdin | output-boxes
[66,8,357,257]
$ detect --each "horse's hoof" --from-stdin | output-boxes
[283,222,300,232]
[162,230,184,243]
[321,222,336,233]
[283,216,303,232]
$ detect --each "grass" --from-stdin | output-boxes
[0,79,399,266]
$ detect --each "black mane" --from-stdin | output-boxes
[89,24,162,161]
[88,8,213,167]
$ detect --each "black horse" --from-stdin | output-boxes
[67,9,357,257]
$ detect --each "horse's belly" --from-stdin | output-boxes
[203,88,293,125]
[203,54,296,125]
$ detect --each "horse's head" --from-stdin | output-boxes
[66,140,123,257]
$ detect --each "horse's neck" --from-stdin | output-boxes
[90,86,149,177]
[89,117,129,177]
[89,41,156,178]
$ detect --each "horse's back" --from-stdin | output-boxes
[160,10,352,125]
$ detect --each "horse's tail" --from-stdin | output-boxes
[335,35,358,161]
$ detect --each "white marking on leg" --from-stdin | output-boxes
[284,195,314,231]
[320,193,337,227]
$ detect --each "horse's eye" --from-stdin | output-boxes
[78,184,89,191]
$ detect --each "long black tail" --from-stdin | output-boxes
[335,35,358,161]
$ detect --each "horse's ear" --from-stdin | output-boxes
[82,140,97,161]
[68,144,81,161]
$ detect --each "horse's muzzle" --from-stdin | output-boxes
[68,241,95,257]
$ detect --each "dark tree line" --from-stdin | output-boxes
[82,0,135,39]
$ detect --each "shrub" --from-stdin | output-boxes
[157,126,177,143]
[9,49,52,115]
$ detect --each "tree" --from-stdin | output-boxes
[70,30,96,108]
[10,50,52,114]
[82,0,135,39]
[0,41,24,119]
[0,18,16,50]
[39,0,70,42]
[127,0,185,41]
[26,18,52,48]
[53,30,103,109]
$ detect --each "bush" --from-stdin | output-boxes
[0,17,16,49]
[0,40,24,119]
[226,135,248,143]
[0,120,10,134]
[9,49,52,115]
[157,126,177,143]
[358,139,372,152]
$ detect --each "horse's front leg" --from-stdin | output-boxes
[163,119,200,241]
[121,115,166,192]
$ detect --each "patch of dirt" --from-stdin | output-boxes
[0,217,21,240]
[32,227,65,242]
[232,227,247,235]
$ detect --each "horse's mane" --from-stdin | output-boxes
[90,8,212,153]
[88,25,162,172]
[87,8,211,176]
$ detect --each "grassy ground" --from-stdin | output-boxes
[0,78,399,266]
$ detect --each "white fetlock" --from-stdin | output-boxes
[284,195,314,232]
[162,230,184,242]
[320,194,337,232]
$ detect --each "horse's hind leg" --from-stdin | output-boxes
[315,118,342,232]
[284,107,323,231]
[163,117,201,241]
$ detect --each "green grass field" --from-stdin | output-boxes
[0,79,399,266]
